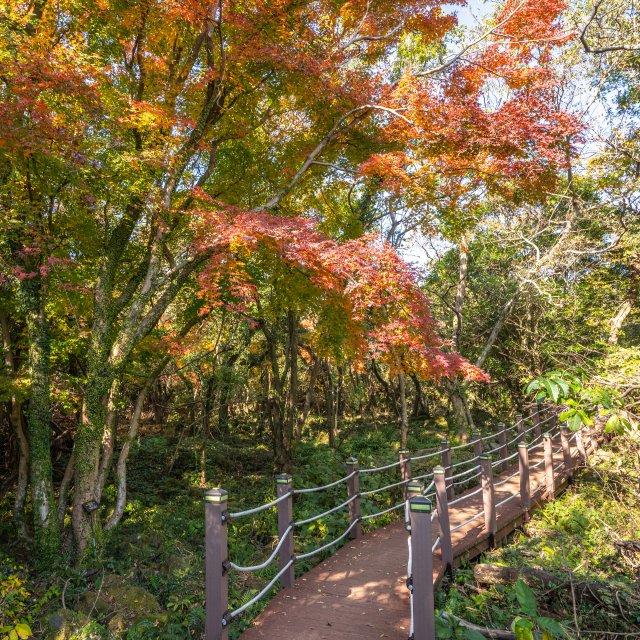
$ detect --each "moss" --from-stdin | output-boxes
[44,609,84,640]
[76,576,162,624]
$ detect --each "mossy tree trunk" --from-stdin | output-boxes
[20,274,60,561]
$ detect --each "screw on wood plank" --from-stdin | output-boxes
[276,475,295,589]
[518,443,530,522]
[543,434,555,501]
[440,438,453,501]
[409,496,436,640]
[399,448,412,501]
[479,454,497,549]
[346,458,362,539]
[433,466,453,578]
[205,488,228,640]
[498,422,509,472]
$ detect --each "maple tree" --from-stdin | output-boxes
[0,0,580,563]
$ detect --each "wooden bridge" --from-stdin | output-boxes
[203,410,605,640]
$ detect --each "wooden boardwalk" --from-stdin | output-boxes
[240,434,597,640]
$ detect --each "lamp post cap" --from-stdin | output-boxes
[399,448,410,453]
[276,474,293,483]
[409,496,432,512]
[434,465,445,474]
[480,453,491,460]
[518,442,528,448]
[204,488,228,502]
[347,457,358,463]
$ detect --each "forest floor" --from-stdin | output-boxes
[1,415,639,640]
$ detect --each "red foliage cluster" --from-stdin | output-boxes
[189,191,488,382]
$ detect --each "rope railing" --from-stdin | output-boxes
[292,470,358,494]
[204,407,607,637]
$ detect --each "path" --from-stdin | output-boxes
[239,434,598,640]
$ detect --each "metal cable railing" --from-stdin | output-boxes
[292,470,358,494]
[217,411,603,629]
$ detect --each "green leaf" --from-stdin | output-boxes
[558,410,573,421]
[536,617,568,638]
[525,380,541,395]
[462,629,486,640]
[515,578,537,617]
[554,378,570,399]
[435,617,453,638]
[14,625,31,640]
[543,379,560,404]
[568,413,582,431]
[605,415,619,434]
[514,618,534,640]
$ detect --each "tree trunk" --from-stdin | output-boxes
[295,355,320,446]
[453,238,469,353]
[200,373,216,486]
[398,372,408,447]
[474,564,608,602]
[609,253,639,345]
[57,451,74,529]
[95,381,120,502]
[286,310,298,449]
[22,275,59,561]
[0,308,32,542]
[323,361,336,448]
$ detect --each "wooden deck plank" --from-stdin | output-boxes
[238,432,600,640]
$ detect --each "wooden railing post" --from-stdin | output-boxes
[589,424,599,452]
[479,454,497,549]
[550,410,558,438]
[276,474,295,589]
[576,428,587,463]
[543,434,555,501]
[516,413,524,444]
[517,443,530,522]
[472,430,483,476]
[205,488,228,640]
[560,426,572,479]
[532,401,541,439]
[346,458,362,539]
[409,496,435,640]
[399,447,412,500]
[407,480,424,503]
[434,466,453,577]
[498,422,508,472]
[440,438,454,501]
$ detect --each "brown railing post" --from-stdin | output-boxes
[516,413,524,444]
[518,443,530,522]
[479,454,497,549]
[407,479,424,503]
[434,466,453,577]
[276,474,295,589]
[440,438,454,501]
[589,424,599,452]
[532,401,541,439]
[576,428,587,463]
[399,447,412,500]
[498,422,508,472]
[346,458,362,539]
[472,429,482,470]
[543,434,555,501]
[205,488,228,640]
[550,410,558,438]
[560,426,572,479]
[409,496,435,640]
